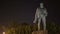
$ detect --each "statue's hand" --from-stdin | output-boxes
[33,20,36,23]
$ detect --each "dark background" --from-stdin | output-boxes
[0,0,60,25]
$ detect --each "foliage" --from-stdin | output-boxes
[46,22,60,34]
[1,22,60,34]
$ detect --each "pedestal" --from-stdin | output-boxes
[32,30,48,34]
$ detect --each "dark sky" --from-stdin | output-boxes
[0,0,60,25]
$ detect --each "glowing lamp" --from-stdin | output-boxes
[3,32,5,34]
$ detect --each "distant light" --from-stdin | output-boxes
[3,32,5,34]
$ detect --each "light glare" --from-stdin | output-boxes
[3,32,5,34]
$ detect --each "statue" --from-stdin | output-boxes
[33,2,48,31]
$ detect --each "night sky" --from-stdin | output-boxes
[0,0,60,25]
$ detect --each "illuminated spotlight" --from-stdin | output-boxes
[3,32,5,34]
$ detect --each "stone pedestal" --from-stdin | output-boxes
[32,30,48,34]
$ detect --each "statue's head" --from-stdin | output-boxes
[40,3,44,8]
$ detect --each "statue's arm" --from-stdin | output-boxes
[33,8,38,23]
[44,8,48,16]
[35,8,38,18]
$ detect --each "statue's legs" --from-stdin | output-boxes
[42,17,46,31]
[38,17,41,31]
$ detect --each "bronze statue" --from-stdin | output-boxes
[33,2,48,31]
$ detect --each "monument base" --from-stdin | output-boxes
[32,30,48,34]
